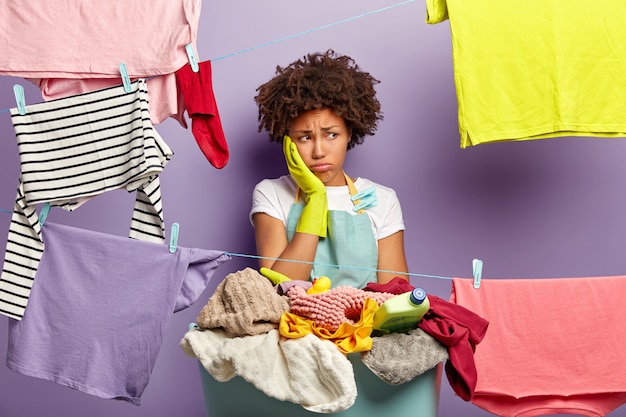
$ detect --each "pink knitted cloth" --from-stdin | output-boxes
[287,285,396,332]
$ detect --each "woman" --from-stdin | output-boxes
[250,49,408,287]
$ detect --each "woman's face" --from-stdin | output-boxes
[287,108,350,187]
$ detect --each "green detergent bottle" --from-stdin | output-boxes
[372,288,430,335]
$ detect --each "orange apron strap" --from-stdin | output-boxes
[293,172,364,214]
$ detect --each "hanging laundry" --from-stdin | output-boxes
[0,0,201,79]
[452,276,626,417]
[425,0,626,148]
[6,222,231,405]
[0,0,201,126]
[0,79,173,320]
[176,60,230,168]
[27,75,187,127]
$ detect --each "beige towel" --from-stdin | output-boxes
[196,267,289,335]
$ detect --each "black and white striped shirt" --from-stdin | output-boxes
[0,79,173,320]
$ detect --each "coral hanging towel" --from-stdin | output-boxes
[452,276,626,417]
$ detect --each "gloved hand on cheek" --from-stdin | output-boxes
[283,135,328,237]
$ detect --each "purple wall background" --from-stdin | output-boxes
[1,1,625,416]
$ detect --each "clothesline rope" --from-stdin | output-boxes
[211,0,415,62]
[3,210,618,281]
[0,208,452,280]
[0,0,415,115]
[223,251,453,281]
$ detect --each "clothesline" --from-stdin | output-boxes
[3,208,622,283]
[0,208,453,281]
[0,0,415,116]
[223,251,454,281]
[211,0,415,62]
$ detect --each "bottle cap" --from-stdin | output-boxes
[409,288,427,304]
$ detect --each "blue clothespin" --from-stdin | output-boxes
[169,222,180,253]
[38,203,51,227]
[13,84,26,115]
[185,44,199,73]
[119,63,132,93]
[472,258,483,289]
[351,186,378,212]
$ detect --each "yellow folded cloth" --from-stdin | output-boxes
[279,298,379,354]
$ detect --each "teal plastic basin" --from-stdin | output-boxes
[198,353,442,417]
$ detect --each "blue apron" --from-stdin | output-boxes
[286,173,378,288]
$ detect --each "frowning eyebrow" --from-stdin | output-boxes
[292,126,339,133]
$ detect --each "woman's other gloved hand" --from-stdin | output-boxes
[260,267,292,285]
[283,135,328,237]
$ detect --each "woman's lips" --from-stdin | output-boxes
[310,163,331,173]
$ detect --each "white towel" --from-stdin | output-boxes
[180,327,357,413]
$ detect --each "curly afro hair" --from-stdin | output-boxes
[254,49,382,150]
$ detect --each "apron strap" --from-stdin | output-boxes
[294,172,365,214]
[344,173,365,214]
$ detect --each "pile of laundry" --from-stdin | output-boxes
[180,268,488,413]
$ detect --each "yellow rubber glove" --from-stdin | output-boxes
[283,135,328,237]
[260,267,292,285]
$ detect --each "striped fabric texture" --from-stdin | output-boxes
[0,79,173,320]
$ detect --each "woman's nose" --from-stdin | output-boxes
[311,138,326,158]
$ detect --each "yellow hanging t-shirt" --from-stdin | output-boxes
[426,0,626,148]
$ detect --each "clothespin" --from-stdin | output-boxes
[38,203,51,227]
[185,44,199,73]
[169,222,180,253]
[119,63,132,93]
[472,258,483,289]
[13,84,26,115]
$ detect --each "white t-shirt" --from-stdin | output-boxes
[250,175,405,241]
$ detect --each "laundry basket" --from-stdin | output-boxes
[197,353,442,417]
